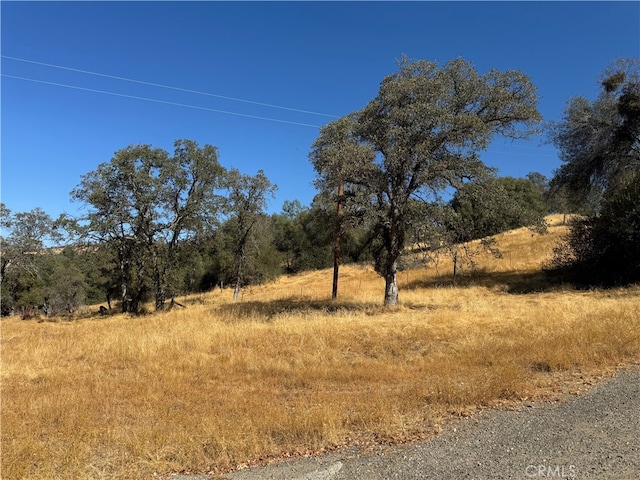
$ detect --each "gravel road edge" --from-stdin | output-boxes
[172,365,640,480]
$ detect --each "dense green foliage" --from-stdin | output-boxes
[549,59,640,286]
[69,140,227,312]
[222,168,278,300]
[450,176,548,242]
[1,194,374,315]
[0,206,63,316]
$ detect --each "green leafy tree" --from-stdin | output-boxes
[0,205,59,315]
[549,59,640,285]
[271,197,374,278]
[311,57,541,304]
[450,176,547,241]
[272,199,340,274]
[525,171,548,195]
[306,116,377,298]
[153,140,226,307]
[271,202,312,273]
[41,247,89,316]
[1,206,57,284]
[71,140,225,312]
[546,174,603,220]
[205,213,280,294]
[550,59,640,203]
[169,240,210,296]
[78,245,120,309]
[412,176,547,284]
[551,59,640,285]
[222,169,277,300]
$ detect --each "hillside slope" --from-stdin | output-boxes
[234,214,571,304]
[4,215,639,480]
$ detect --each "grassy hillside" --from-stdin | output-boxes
[2,215,639,479]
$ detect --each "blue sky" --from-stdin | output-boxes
[2,1,639,219]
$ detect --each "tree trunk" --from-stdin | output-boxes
[155,287,166,311]
[0,258,8,287]
[129,255,147,314]
[233,247,245,302]
[129,298,139,314]
[119,258,129,313]
[384,267,399,306]
[382,221,402,306]
[153,252,166,311]
[332,247,341,300]
[332,182,344,300]
[452,251,458,286]
[381,205,404,306]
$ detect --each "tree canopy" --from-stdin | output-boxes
[450,176,548,242]
[549,59,640,285]
[311,57,542,305]
[550,59,640,203]
[70,140,226,312]
[223,168,278,300]
[0,205,61,315]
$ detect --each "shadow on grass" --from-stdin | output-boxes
[404,269,571,294]
[214,269,588,322]
[216,297,386,321]
[217,272,571,322]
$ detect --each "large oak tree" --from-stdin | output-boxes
[310,57,541,305]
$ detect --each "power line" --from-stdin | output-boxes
[1,55,339,118]
[2,74,323,128]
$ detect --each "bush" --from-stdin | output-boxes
[551,174,640,286]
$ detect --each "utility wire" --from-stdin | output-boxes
[2,55,339,118]
[2,74,322,128]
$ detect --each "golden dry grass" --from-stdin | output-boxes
[2,215,639,479]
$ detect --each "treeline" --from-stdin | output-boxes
[0,170,556,316]
[2,57,638,314]
[0,140,349,316]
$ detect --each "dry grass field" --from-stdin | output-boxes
[2,215,639,479]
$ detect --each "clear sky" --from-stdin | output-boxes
[2,1,639,219]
